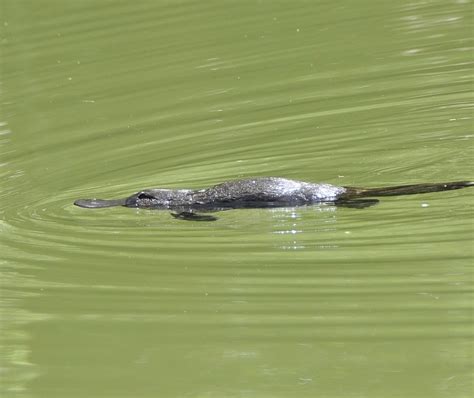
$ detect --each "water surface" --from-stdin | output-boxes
[1,1,473,397]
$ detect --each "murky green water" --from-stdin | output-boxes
[1,1,473,397]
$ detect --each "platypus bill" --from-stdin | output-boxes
[74,177,473,221]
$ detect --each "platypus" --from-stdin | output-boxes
[74,177,473,221]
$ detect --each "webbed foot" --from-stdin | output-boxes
[335,199,380,209]
[171,211,218,221]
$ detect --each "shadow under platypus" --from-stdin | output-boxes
[74,177,473,221]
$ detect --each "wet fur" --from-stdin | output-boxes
[74,178,473,220]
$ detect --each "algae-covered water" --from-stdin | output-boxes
[1,1,473,397]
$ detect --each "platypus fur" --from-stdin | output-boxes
[74,177,473,221]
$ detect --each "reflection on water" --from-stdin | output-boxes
[1,0,473,397]
[0,269,40,396]
[271,206,338,251]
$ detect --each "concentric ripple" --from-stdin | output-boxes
[1,0,473,397]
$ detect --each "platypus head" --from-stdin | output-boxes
[125,189,192,209]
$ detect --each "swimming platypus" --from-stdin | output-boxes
[74,177,473,221]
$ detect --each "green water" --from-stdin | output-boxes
[1,1,473,397]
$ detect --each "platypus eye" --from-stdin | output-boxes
[137,192,155,200]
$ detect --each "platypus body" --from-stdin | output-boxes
[74,177,473,220]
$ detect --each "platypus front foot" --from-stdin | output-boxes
[171,211,218,221]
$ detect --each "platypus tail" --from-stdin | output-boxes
[342,181,474,198]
